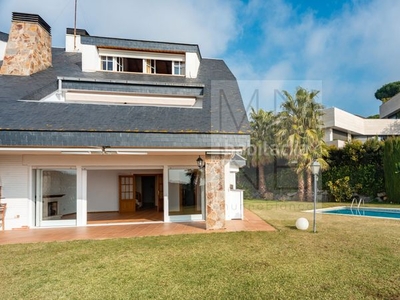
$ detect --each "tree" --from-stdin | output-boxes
[248,108,276,197]
[383,137,400,203]
[276,87,328,201]
[375,81,400,103]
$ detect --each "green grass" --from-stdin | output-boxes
[1,200,400,299]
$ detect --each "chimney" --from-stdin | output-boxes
[0,12,52,76]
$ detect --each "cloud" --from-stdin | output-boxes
[229,0,400,116]
[0,0,239,57]
[1,0,399,117]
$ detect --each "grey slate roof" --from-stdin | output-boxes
[0,40,250,148]
[81,35,201,59]
[0,31,8,42]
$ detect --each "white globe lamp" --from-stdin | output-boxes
[296,217,309,230]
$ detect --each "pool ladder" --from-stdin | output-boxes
[350,195,364,209]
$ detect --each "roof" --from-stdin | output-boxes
[0,46,249,148]
[0,31,8,42]
[83,35,202,59]
[230,154,247,168]
[66,27,201,59]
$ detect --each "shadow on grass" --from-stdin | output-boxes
[286,225,298,230]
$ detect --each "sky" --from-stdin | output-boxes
[1,0,399,117]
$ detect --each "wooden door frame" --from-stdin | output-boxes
[131,173,163,212]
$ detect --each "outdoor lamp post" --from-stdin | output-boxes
[311,160,321,233]
[196,156,205,169]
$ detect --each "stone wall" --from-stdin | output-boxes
[0,20,52,76]
[205,154,229,230]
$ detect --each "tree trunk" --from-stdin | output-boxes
[297,170,305,201]
[306,169,313,201]
[258,163,267,196]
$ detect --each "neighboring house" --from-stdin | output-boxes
[0,13,249,230]
[322,100,400,147]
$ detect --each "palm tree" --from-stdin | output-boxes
[248,108,276,197]
[276,87,328,201]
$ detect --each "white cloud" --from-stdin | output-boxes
[1,0,399,117]
[0,0,238,57]
[238,0,400,116]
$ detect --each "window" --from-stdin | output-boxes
[123,58,143,72]
[173,61,185,75]
[101,54,184,76]
[116,57,123,72]
[146,59,156,74]
[388,111,400,119]
[101,56,113,71]
[332,129,349,141]
[155,60,172,74]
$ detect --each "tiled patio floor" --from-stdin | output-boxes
[0,209,275,245]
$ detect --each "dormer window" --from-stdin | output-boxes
[99,51,185,76]
[173,61,185,75]
[101,56,113,71]
[146,59,156,74]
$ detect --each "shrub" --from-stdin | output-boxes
[327,176,353,202]
[323,139,384,199]
[383,137,400,203]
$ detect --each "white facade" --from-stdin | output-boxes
[0,15,248,230]
[322,106,400,147]
[0,151,242,230]
[65,33,201,78]
[0,39,6,60]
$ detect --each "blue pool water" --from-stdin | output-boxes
[319,207,400,219]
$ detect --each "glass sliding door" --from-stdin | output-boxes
[35,169,77,227]
[168,168,204,221]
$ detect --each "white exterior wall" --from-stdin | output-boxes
[322,107,365,134]
[185,52,200,78]
[324,128,333,142]
[66,34,99,71]
[229,170,236,190]
[0,153,235,229]
[87,169,160,212]
[81,44,100,72]
[380,93,400,118]
[168,182,180,212]
[65,33,79,52]
[363,119,400,135]
[0,155,30,230]
[226,164,244,220]
[66,33,200,76]
[0,40,7,60]
[322,107,400,145]
[87,170,119,212]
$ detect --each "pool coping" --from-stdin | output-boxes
[305,206,400,220]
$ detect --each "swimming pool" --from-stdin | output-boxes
[318,207,400,220]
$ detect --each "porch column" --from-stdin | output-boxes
[205,154,229,230]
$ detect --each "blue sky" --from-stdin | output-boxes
[1,0,399,117]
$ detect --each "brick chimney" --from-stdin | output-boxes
[0,12,52,76]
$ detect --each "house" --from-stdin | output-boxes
[322,100,400,147]
[0,13,250,230]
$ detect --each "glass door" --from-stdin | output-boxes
[35,169,77,227]
[168,168,204,221]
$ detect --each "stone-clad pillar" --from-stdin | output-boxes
[205,154,229,230]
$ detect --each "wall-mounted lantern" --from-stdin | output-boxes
[196,156,205,169]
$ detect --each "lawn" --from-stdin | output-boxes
[1,200,400,299]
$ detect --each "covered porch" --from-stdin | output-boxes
[0,148,245,230]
